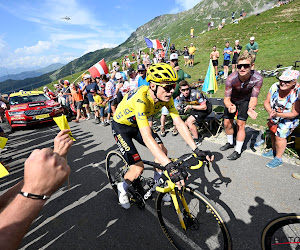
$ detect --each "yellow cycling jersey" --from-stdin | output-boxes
[113,85,179,128]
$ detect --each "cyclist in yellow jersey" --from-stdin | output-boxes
[112,63,214,209]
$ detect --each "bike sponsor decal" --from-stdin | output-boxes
[137,112,147,120]
[123,108,132,115]
[115,111,123,119]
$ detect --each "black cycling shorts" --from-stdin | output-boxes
[83,96,89,105]
[232,56,238,65]
[223,60,230,66]
[212,60,218,66]
[111,120,163,165]
[190,102,212,123]
[224,100,250,121]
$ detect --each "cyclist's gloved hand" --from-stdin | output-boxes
[165,162,184,183]
[193,148,213,162]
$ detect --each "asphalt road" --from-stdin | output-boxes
[0,119,299,250]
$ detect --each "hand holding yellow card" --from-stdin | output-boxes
[53,115,76,141]
[0,136,8,149]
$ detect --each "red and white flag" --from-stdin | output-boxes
[88,59,109,78]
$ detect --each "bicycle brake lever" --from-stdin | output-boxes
[206,162,211,172]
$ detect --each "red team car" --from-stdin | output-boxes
[5,90,64,132]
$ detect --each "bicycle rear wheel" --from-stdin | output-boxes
[156,187,231,250]
[261,214,300,250]
[106,151,129,194]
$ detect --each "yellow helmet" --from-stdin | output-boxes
[146,63,178,84]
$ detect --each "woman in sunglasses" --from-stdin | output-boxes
[263,70,300,169]
[221,51,263,160]
[111,63,214,209]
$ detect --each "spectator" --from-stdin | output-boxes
[137,64,149,87]
[101,75,113,123]
[70,83,84,123]
[240,9,244,20]
[208,22,211,31]
[190,27,194,38]
[115,72,131,104]
[82,74,100,117]
[232,40,242,72]
[246,37,259,63]
[78,75,90,120]
[127,67,139,91]
[90,89,108,125]
[43,86,56,100]
[105,72,118,116]
[62,80,73,121]
[170,43,176,54]
[143,52,150,66]
[188,43,196,67]
[183,46,189,67]
[231,12,235,22]
[263,70,300,168]
[178,80,212,145]
[210,45,220,76]
[222,17,226,27]
[221,51,263,160]
[0,130,72,249]
[222,41,233,79]
[210,20,214,30]
[160,53,185,137]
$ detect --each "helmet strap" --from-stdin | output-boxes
[151,84,164,102]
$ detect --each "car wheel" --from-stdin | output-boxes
[8,123,15,133]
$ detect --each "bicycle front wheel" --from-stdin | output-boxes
[156,187,231,250]
[106,151,129,194]
[261,214,300,250]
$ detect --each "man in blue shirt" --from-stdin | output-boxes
[82,74,100,120]
[223,41,232,79]
[137,64,149,87]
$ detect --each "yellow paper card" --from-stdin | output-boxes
[53,115,76,141]
[0,163,9,178]
[0,137,8,149]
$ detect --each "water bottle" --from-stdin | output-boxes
[255,139,264,147]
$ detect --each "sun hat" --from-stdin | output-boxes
[83,74,91,79]
[279,70,300,81]
[170,53,178,60]
[250,36,255,40]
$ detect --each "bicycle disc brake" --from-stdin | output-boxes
[183,211,199,231]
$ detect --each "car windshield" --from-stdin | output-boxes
[9,94,50,105]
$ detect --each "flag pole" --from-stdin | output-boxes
[72,69,89,84]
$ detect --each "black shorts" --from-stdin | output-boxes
[83,96,89,105]
[75,101,83,110]
[190,102,212,123]
[212,60,218,66]
[109,98,118,106]
[224,100,250,121]
[111,120,163,165]
[223,60,230,66]
[232,56,238,64]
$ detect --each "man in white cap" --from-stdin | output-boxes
[246,37,259,62]
[188,43,196,67]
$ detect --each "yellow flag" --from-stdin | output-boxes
[53,115,76,141]
[0,163,9,178]
[0,137,8,149]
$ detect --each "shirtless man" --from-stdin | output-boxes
[210,45,220,76]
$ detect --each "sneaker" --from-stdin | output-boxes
[292,173,300,180]
[104,121,109,126]
[99,121,105,126]
[106,120,111,125]
[266,158,283,169]
[220,142,234,151]
[194,138,202,146]
[117,182,130,209]
[160,128,166,137]
[262,149,275,158]
[86,114,91,121]
[172,128,178,136]
[227,151,241,160]
[95,118,100,124]
[162,193,171,202]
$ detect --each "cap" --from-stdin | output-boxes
[112,61,118,67]
[235,40,239,43]
[64,80,69,84]
[184,46,187,48]
[54,84,59,88]
[89,89,95,93]
[127,67,135,75]
[170,53,178,60]
[43,86,48,91]
[115,72,123,80]
[137,64,146,71]
[100,84,105,88]
[250,36,255,40]
[279,70,300,81]
[83,74,91,79]
[190,43,193,45]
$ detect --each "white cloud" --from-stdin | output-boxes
[14,41,53,55]
[171,0,201,13]
[83,42,118,54]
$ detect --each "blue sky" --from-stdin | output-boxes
[0,0,200,70]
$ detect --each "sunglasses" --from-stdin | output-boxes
[138,71,145,73]
[280,80,294,85]
[180,88,189,92]
[237,64,251,69]
[160,84,176,92]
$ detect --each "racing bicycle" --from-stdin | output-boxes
[261,213,300,249]
[106,151,232,249]
[259,61,300,78]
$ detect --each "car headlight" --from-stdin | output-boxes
[8,111,25,116]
